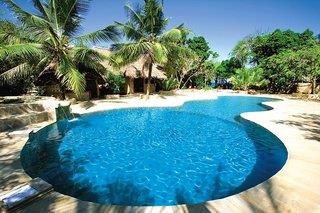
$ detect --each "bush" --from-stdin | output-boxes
[193,75,207,89]
[231,67,268,90]
[106,72,126,94]
[162,77,179,91]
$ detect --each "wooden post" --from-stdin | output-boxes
[126,78,135,94]
[95,80,100,98]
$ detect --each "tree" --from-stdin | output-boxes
[215,57,241,80]
[163,45,198,88]
[111,0,188,97]
[233,29,320,93]
[250,29,318,64]
[295,47,320,94]
[0,0,119,96]
[262,50,304,93]
[262,47,320,93]
[0,20,36,95]
[174,36,219,88]
[187,36,217,61]
[230,37,252,67]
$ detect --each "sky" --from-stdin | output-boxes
[1,0,320,60]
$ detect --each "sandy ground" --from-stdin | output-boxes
[1,90,320,213]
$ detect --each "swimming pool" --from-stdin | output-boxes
[21,96,288,206]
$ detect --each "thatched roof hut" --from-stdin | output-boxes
[93,47,167,80]
[121,57,167,80]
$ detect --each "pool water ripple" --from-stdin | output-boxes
[21,96,288,206]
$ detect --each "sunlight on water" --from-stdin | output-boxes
[21,96,287,206]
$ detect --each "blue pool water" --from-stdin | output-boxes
[21,96,288,206]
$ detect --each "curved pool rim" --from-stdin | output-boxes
[21,94,288,207]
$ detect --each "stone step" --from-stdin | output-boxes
[0,104,46,119]
[0,112,49,132]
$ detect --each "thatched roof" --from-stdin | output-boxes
[93,47,113,69]
[94,47,167,80]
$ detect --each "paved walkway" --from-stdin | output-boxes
[1,90,320,212]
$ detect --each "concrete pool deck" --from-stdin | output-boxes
[1,90,320,212]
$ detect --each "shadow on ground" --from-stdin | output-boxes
[274,113,320,142]
[0,133,32,194]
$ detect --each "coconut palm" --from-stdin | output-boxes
[111,0,188,97]
[0,0,119,96]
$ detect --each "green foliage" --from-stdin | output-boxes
[0,0,118,96]
[231,29,320,93]
[215,58,242,80]
[231,67,268,90]
[193,75,207,89]
[203,60,217,81]
[187,36,218,61]
[163,35,219,89]
[231,37,252,67]
[188,61,217,89]
[106,72,125,94]
[262,46,320,93]
[162,77,179,91]
[251,29,318,64]
[298,46,320,78]
[163,44,196,79]
[112,0,188,96]
[262,50,301,93]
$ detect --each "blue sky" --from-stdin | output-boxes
[1,0,320,60]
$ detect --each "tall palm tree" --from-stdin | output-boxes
[111,0,188,97]
[0,0,118,96]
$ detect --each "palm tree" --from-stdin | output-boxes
[111,0,188,97]
[0,0,118,96]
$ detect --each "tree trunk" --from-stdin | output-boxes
[59,83,66,100]
[182,70,202,89]
[313,77,317,95]
[146,62,153,98]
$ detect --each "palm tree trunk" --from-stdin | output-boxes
[146,62,153,97]
[313,77,317,95]
[59,83,66,100]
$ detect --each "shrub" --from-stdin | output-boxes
[162,77,179,91]
[193,76,207,89]
[231,67,268,90]
[106,72,126,94]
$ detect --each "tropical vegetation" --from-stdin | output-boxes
[0,0,118,96]
[231,29,320,93]
[110,0,189,97]
[231,67,268,90]
[0,0,319,98]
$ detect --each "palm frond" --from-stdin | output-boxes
[0,20,23,44]
[56,0,91,36]
[56,54,86,95]
[125,3,144,28]
[111,42,152,67]
[73,46,106,74]
[4,0,49,28]
[0,43,43,61]
[32,0,48,18]
[142,0,168,35]
[64,67,86,96]
[76,25,119,44]
[152,42,168,64]
[161,25,189,43]
[0,63,32,85]
[115,22,144,41]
